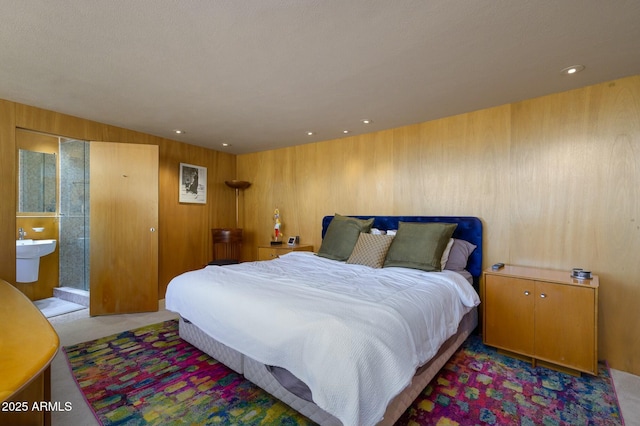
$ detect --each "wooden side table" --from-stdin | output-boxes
[482,264,598,375]
[257,244,313,261]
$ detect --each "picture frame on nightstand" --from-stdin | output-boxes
[287,237,296,246]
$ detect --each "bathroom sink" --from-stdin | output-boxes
[16,239,57,283]
[16,239,57,258]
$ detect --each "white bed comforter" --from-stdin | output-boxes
[165,251,479,426]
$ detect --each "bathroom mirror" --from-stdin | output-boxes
[18,149,57,213]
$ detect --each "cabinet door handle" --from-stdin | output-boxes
[540,293,547,298]
[524,291,530,296]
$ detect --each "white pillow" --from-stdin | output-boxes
[440,238,455,270]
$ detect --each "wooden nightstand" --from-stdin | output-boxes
[257,244,314,261]
[482,265,599,375]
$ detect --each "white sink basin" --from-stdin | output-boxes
[16,239,57,258]
[16,239,56,283]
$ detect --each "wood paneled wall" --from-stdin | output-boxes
[0,101,237,300]
[238,75,640,375]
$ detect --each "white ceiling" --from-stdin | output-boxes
[1,1,639,154]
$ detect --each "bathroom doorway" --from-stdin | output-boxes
[15,130,91,314]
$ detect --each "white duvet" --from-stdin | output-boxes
[165,251,479,426]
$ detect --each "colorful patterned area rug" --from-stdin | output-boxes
[64,320,624,426]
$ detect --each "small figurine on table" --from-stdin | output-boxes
[273,208,282,244]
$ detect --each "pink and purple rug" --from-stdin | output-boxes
[64,320,624,425]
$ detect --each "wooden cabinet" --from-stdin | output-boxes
[482,265,598,375]
[257,244,313,261]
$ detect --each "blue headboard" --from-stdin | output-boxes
[321,215,483,286]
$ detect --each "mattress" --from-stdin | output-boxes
[166,252,479,425]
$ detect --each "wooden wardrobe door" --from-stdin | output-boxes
[90,142,158,315]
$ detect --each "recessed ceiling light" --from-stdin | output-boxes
[221,143,230,147]
[174,129,185,134]
[361,119,372,124]
[306,131,314,136]
[343,130,350,134]
[561,65,585,75]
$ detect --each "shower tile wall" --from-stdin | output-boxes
[59,140,89,291]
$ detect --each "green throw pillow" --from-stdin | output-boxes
[317,214,374,261]
[383,222,457,271]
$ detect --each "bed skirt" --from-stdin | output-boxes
[179,307,477,425]
[179,316,244,374]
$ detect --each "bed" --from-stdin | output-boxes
[166,215,482,426]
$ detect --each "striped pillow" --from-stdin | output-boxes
[346,233,394,268]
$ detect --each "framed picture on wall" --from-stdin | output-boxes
[179,163,207,204]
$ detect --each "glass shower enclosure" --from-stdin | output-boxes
[58,139,90,292]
